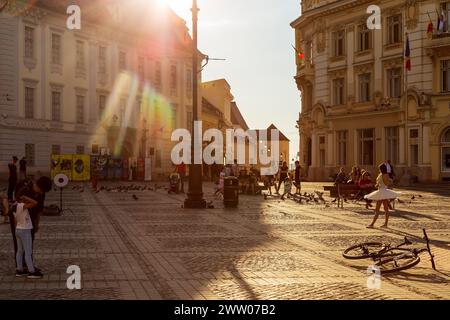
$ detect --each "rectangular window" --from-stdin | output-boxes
[410,129,419,139]
[52,144,61,155]
[25,144,35,166]
[98,46,107,74]
[76,40,85,70]
[387,68,402,98]
[76,95,85,124]
[358,129,375,166]
[336,130,347,165]
[359,73,371,102]
[333,78,345,105]
[358,24,371,51]
[51,91,61,121]
[76,146,85,154]
[24,26,34,58]
[119,51,126,71]
[171,104,178,130]
[138,56,145,79]
[333,30,345,57]
[186,69,192,97]
[92,144,99,154]
[25,87,34,119]
[441,60,450,93]
[155,61,162,90]
[387,15,402,44]
[385,127,399,165]
[170,65,177,96]
[98,94,106,118]
[51,33,61,64]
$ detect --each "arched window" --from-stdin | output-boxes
[441,127,450,143]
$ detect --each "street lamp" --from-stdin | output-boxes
[184,0,207,209]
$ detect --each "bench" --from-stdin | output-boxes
[323,184,362,208]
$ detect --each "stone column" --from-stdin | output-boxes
[399,126,406,165]
[311,133,317,167]
[423,125,430,164]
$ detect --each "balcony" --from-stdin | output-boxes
[425,32,450,57]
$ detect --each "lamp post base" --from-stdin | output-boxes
[184,194,207,209]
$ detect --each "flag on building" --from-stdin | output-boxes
[438,8,446,32]
[427,12,434,37]
[291,44,305,62]
[405,35,411,72]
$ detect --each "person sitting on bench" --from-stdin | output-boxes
[358,171,374,209]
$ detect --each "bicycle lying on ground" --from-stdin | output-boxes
[342,229,437,274]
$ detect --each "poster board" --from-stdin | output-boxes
[72,155,91,181]
[51,154,73,180]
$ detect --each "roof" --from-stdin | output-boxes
[230,102,249,130]
[256,124,290,142]
[202,98,223,117]
[34,0,198,56]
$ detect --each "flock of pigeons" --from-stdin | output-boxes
[67,184,168,201]
[264,190,422,208]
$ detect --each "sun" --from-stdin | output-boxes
[156,0,189,16]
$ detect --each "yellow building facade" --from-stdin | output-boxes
[292,0,450,182]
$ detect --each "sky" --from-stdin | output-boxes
[166,0,301,162]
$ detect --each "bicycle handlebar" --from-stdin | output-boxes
[423,229,437,271]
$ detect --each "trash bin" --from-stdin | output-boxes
[224,176,239,208]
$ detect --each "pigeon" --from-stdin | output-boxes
[418,195,423,198]
[397,199,405,204]
[411,196,416,200]
[132,194,138,201]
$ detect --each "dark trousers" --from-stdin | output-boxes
[7,179,16,201]
[277,177,287,192]
[9,212,35,269]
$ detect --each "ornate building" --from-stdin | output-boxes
[291,0,450,182]
[0,0,198,179]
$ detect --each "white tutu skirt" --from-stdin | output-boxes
[364,187,400,201]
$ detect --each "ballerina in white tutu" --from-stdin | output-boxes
[365,163,400,228]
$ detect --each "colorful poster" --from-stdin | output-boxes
[50,155,73,180]
[72,155,91,181]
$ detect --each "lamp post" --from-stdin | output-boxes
[184,0,207,209]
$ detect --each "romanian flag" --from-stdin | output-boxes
[405,35,411,72]
[291,44,305,61]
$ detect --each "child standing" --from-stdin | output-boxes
[13,193,43,279]
[281,175,293,201]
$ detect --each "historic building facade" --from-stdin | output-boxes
[0,0,198,179]
[292,0,450,182]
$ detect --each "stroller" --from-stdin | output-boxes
[168,172,181,194]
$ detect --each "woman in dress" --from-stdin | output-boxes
[365,163,399,228]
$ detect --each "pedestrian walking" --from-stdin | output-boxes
[365,164,400,228]
[294,161,302,195]
[175,162,186,193]
[19,157,27,181]
[7,156,18,201]
[276,161,289,195]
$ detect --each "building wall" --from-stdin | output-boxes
[293,0,450,182]
[0,4,196,180]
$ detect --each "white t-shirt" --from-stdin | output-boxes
[13,203,33,230]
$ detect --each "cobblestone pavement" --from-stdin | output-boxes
[0,181,449,300]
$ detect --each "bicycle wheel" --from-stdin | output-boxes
[343,242,386,260]
[375,252,420,274]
